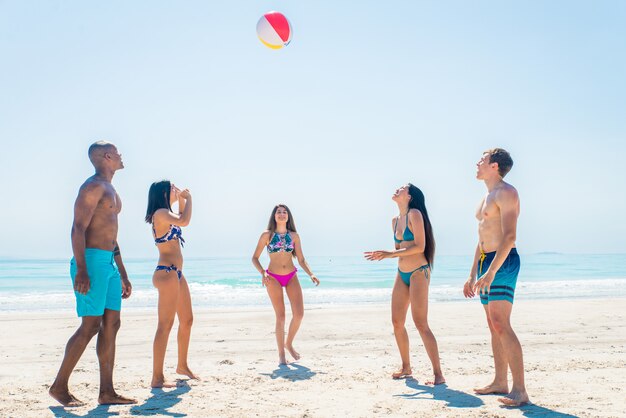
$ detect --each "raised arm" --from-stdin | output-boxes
[176,187,188,216]
[71,182,105,294]
[292,232,319,286]
[153,189,192,227]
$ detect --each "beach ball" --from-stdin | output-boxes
[256,11,292,49]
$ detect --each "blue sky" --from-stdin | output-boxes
[1,1,625,258]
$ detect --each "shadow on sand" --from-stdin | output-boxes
[129,381,192,417]
[50,381,192,418]
[50,404,117,418]
[259,363,320,382]
[394,378,484,409]
[506,402,580,417]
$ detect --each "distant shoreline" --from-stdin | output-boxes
[3,252,626,261]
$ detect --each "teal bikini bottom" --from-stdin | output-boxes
[398,264,430,286]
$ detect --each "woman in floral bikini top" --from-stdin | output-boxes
[252,204,320,365]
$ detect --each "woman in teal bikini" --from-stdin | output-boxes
[365,184,445,384]
[252,204,320,365]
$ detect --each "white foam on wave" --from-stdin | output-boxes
[1,278,625,312]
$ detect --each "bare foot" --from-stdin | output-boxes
[279,354,289,365]
[176,366,201,381]
[474,382,509,395]
[285,344,301,361]
[151,378,178,389]
[392,367,412,379]
[49,386,84,407]
[425,374,446,385]
[98,392,137,405]
[498,390,529,407]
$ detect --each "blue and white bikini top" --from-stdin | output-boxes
[153,224,185,247]
[267,231,295,254]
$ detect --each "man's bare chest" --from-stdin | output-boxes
[97,190,122,215]
[477,195,500,221]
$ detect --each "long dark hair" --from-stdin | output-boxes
[407,183,435,267]
[145,180,172,223]
[267,204,297,257]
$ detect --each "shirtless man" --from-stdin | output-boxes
[49,141,136,407]
[463,148,529,406]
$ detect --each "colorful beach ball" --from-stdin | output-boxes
[256,11,292,49]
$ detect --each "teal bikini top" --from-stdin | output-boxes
[394,214,414,243]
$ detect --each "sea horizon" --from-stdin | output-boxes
[2,254,626,313]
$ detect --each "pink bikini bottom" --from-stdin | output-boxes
[266,268,297,287]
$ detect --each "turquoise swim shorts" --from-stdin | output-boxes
[70,248,122,317]
[478,248,520,305]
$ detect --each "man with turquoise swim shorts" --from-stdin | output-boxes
[49,141,136,407]
[463,148,530,407]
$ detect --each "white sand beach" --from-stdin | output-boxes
[1,298,624,417]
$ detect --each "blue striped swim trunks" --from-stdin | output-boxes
[478,248,520,305]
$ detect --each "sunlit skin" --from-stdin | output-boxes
[252,206,320,365]
[462,152,529,407]
[364,185,445,386]
[49,144,136,407]
[150,183,200,388]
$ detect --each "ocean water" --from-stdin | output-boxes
[1,254,625,312]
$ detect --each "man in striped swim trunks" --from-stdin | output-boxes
[463,148,529,406]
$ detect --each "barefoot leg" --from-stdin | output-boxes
[391,275,412,378]
[150,379,178,389]
[97,309,136,404]
[409,269,445,385]
[498,389,530,406]
[474,384,509,395]
[98,393,138,405]
[266,278,288,364]
[152,270,179,388]
[49,388,85,408]
[50,316,102,406]
[490,301,528,404]
[97,309,119,396]
[285,276,304,361]
[474,304,509,394]
[175,276,200,380]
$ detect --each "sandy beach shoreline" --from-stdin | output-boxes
[1,298,624,417]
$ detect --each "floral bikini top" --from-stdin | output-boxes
[153,224,185,248]
[267,231,295,254]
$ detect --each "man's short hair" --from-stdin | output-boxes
[88,141,115,164]
[486,148,513,178]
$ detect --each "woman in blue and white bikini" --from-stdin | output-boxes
[145,180,198,388]
[365,183,445,385]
